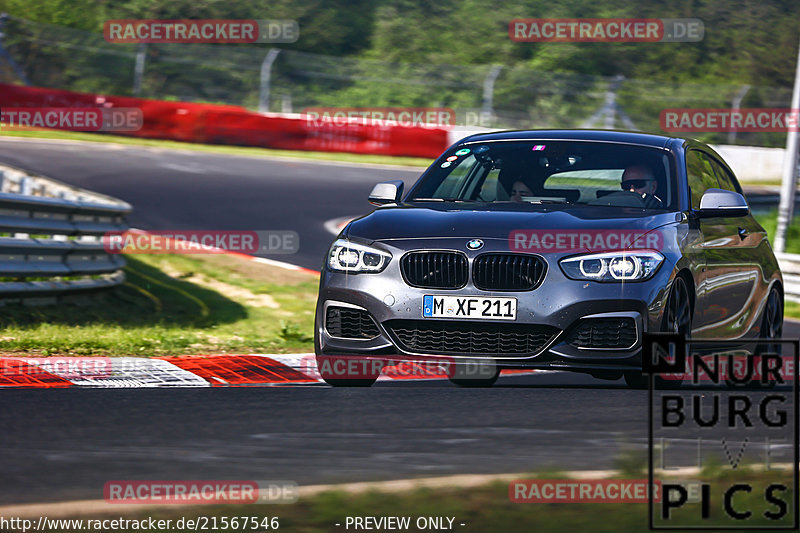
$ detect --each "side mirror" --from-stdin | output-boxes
[368,180,404,206]
[697,188,749,218]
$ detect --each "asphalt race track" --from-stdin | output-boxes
[1,138,798,506]
[0,137,423,270]
[0,377,652,504]
[3,376,795,505]
[0,137,792,270]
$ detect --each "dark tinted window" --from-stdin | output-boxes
[708,156,743,194]
[410,141,677,210]
[686,150,720,209]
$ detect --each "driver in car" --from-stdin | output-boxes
[621,165,663,208]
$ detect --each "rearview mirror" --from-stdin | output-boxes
[697,188,749,218]
[368,180,404,206]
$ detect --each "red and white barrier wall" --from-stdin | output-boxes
[0,84,450,158]
[0,354,538,388]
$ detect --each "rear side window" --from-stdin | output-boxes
[708,157,743,195]
[686,150,720,209]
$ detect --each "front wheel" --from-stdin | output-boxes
[316,355,381,387]
[754,286,783,390]
[757,285,783,355]
[447,360,500,387]
[322,378,378,387]
[663,275,693,336]
[448,370,500,388]
[625,276,692,389]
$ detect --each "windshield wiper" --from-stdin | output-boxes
[411,197,473,202]
[525,198,571,204]
[410,197,566,204]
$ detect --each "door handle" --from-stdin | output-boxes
[738,227,748,239]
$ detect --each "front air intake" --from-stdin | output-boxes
[325,306,380,339]
[473,253,546,291]
[400,251,468,289]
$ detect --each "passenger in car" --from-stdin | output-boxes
[510,180,534,202]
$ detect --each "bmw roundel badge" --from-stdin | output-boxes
[466,239,484,250]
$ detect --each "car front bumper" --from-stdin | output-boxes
[315,241,675,372]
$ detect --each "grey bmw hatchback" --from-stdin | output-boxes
[314,130,784,387]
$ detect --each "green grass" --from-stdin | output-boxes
[0,204,794,357]
[46,469,795,532]
[750,210,800,317]
[786,300,800,317]
[745,179,783,186]
[0,129,433,168]
[0,254,319,356]
[753,209,800,255]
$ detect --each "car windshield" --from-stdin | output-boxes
[408,140,677,210]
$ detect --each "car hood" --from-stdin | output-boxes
[345,203,680,242]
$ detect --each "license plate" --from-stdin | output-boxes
[423,295,517,320]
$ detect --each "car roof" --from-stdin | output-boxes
[456,129,680,149]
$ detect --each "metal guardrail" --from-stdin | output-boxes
[0,163,131,302]
[0,159,796,305]
[776,253,800,302]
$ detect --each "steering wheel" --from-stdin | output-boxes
[640,193,664,209]
[594,190,649,208]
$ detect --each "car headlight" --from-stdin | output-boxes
[559,251,663,281]
[328,239,392,273]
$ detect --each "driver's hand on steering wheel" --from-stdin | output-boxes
[640,193,663,208]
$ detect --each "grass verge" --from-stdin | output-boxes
[36,467,796,532]
[0,210,795,357]
[0,130,433,168]
[753,209,800,255]
[0,253,319,356]
[752,210,800,318]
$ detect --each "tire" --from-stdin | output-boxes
[588,370,623,381]
[447,359,500,387]
[321,378,378,387]
[448,370,500,388]
[757,285,783,355]
[316,355,380,387]
[753,286,783,388]
[623,371,648,389]
[663,275,693,336]
[625,275,692,389]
